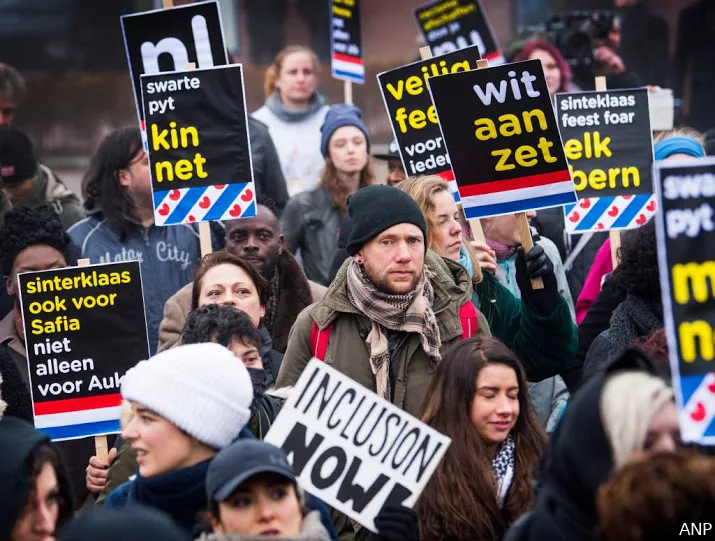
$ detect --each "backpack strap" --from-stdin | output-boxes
[309,321,331,361]
[459,301,479,340]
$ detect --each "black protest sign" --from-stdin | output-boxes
[141,65,256,226]
[427,59,575,218]
[556,89,653,199]
[18,262,149,441]
[414,0,504,63]
[654,158,715,444]
[330,0,364,83]
[121,0,227,124]
[264,360,450,533]
[378,45,482,178]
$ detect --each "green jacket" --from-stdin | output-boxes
[276,251,490,417]
[474,271,577,382]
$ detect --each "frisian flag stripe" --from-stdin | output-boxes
[332,53,365,82]
[678,373,715,444]
[40,419,122,441]
[436,169,461,203]
[564,194,656,232]
[154,182,257,226]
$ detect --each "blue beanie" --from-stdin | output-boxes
[654,135,705,161]
[320,104,370,157]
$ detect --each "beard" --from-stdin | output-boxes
[361,259,422,295]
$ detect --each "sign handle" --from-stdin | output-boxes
[77,258,111,460]
[161,0,173,7]
[344,80,353,105]
[595,76,607,92]
[515,213,545,290]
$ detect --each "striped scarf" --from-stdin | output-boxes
[346,259,441,400]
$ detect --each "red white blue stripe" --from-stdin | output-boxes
[436,170,461,204]
[564,194,656,232]
[483,50,506,65]
[34,393,123,441]
[331,53,365,84]
[459,170,576,219]
[153,182,257,226]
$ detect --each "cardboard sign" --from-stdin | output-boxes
[141,65,256,226]
[330,0,364,84]
[654,157,715,445]
[415,0,504,64]
[18,262,149,441]
[427,59,576,219]
[557,89,656,232]
[121,0,228,124]
[377,45,483,201]
[263,360,451,532]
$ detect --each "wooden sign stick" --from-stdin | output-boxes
[76,258,109,462]
[595,76,621,268]
[344,80,353,105]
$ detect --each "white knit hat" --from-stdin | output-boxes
[121,343,253,450]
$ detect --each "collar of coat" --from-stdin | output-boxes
[275,249,313,307]
[310,250,473,342]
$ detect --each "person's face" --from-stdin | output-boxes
[386,159,406,186]
[10,462,60,541]
[357,223,425,295]
[198,264,265,327]
[471,364,520,450]
[529,48,562,97]
[224,207,283,279]
[228,339,264,370]
[122,403,206,477]
[430,189,462,261]
[329,126,368,176]
[663,153,698,162]
[482,210,536,248]
[0,91,18,126]
[275,52,317,106]
[642,401,681,454]
[213,474,302,536]
[5,245,67,298]
[2,177,35,205]
[118,150,152,210]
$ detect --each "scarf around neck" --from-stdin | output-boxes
[346,260,441,400]
[131,459,211,533]
[486,239,518,261]
[492,434,515,507]
[458,244,475,279]
[265,91,328,123]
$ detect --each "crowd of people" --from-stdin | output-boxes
[2,3,715,539]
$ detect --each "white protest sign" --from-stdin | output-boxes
[264,359,451,532]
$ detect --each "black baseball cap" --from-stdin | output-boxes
[373,138,400,160]
[206,440,297,502]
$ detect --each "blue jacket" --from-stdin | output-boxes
[68,213,202,354]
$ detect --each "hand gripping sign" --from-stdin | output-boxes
[264,360,451,533]
[141,65,256,226]
[654,157,715,446]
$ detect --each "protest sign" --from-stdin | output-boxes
[558,88,655,233]
[18,262,149,441]
[121,0,228,124]
[378,45,483,200]
[654,157,715,445]
[141,64,256,226]
[263,359,451,532]
[415,0,504,63]
[427,59,575,219]
[330,0,364,85]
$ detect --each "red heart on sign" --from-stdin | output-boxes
[647,200,656,212]
[568,212,580,223]
[188,215,196,222]
[579,199,591,209]
[608,206,619,217]
[199,196,211,209]
[708,383,715,394]
[229,204,241,217]
[241,189,253,202]
[169,190,181,201]
[597,223,604,230]
[215,184,226,190]
[622,195,634,200]
[636,214,647,225]
[158,203,170,216]
[691,401,706,422]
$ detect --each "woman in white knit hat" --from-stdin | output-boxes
[103,343,254,535]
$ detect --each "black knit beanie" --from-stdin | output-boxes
[0,204,69,277]
[0,127,38,185]
[346,185,427,256]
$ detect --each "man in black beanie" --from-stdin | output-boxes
[276,185,489,416]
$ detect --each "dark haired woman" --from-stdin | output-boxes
[280,104,374,286]
[416,337,546,541]
[0,416,75,541]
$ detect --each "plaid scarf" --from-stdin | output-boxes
[346,259,441,400]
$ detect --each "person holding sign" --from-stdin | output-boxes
[277,185,489,417]
[416,337,546,541]
[281,104,374,286]
[253,46,331,197]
